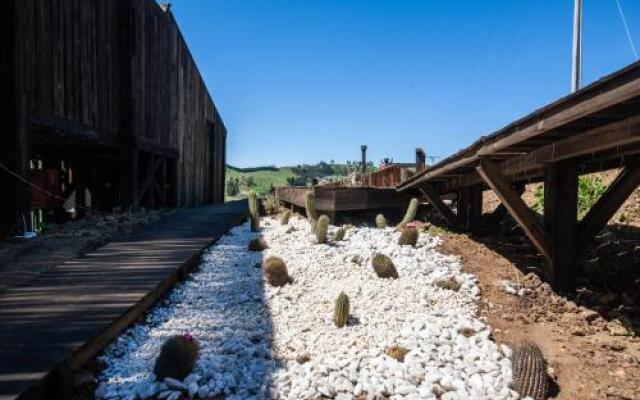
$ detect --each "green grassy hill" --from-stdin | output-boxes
[225,165,298,200]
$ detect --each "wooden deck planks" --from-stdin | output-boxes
[0,201,247,400]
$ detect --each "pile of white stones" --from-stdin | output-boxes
[95,214,520,400]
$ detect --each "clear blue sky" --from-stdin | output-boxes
[171,0,640,168]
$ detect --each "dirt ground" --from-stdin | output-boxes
[434,169,640,400]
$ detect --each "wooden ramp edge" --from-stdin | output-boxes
[0,201,248,400]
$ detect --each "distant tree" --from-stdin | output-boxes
[246,176,255,187]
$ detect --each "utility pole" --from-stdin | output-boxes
[571,0,583,92]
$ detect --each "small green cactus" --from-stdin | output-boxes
[315,215,330,244]
[248,237,268,251]
[397,198,419,229]
[280,210,291,225]
[305,191,317,224]
[248,191,260,231]
[333,227,346,241]
[333,292,350,328]
[375,214,387,228]
[153,334,199,381]
[372,253,399,279]
[398,227,419,246]
[263,256,290,287]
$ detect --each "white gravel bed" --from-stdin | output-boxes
[95,215,520,400]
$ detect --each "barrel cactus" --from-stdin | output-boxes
[375,214,387,228]
[371,253,398,279]
[511,342,549,400]
[333,292,350,328]
[263,256,290,287]
[398,227,419,246]
[333,227,346,241]
[248,191,260,231]
[248,237,268,251]
[153,334,199,381]
[315,215,330,244]
[280,210,291,225]
[305,191,317,225]
[397,198,419,229]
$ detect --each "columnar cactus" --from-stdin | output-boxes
[315,215,330,244]
[333,227,346,241]
[398,227,419,246]
[305,191,317,225]
[248,191,260,231]
[153,334,199,380]
[333,292,350,328]
[248,237,268,251]
[263,256,290,287]
[397,198,419,229]
[375,214,387,228]
[280,210,291,225]
[511,342,549,400]
[371,253,399,279]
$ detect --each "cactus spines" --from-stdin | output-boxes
[305,191,317,224]
[153,334,199,381]
[263,256,290,287]
[248,238,268,251]
[375,214,387,228]
[511,342,549,400]
[315,215,330,244]
[397,198,419,228]
[371,253,399,279]
[333,292,350,328]
[398,227,419,246]
[248,191,260,231]
[333,227,346,241]
[280,210,291,225]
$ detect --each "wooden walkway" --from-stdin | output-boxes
[0,201,247,399]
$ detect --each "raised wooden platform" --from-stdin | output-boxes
[0,201,247,400]
[276,186,412,221]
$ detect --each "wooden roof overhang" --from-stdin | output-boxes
[397,61,640,194]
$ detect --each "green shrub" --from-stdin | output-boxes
[532,176,607,219]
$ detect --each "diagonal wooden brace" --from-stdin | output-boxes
[418,185,458,227]
[578,159,640,251]
[477,158,550,260]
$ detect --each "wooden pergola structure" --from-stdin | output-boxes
[398,61,640,290]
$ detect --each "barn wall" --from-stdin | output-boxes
[1,0,226,235]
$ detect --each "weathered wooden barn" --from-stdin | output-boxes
[0,0,226,237]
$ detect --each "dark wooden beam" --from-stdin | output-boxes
[544,159,578,290]
[578,159,640,251]
[486,183,525,224]
[135,137,179,159]
[477,159,550,259]
[29,113,118,147]
[457,185,483,232]
[418,185,458,227]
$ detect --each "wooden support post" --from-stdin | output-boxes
[544,159,578,290]
[418,185,458,227]
[578,159,640,251]
[477,159,550,259]
[457,185,483,232]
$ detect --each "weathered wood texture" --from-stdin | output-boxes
[276,186,412,213]
[2,0,226,233]
[0,201,248,400]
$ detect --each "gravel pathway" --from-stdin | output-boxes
[96,215,519,400]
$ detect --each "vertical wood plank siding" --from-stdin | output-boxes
[9,0,226,210]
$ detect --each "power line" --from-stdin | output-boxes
[615,0,639,60]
